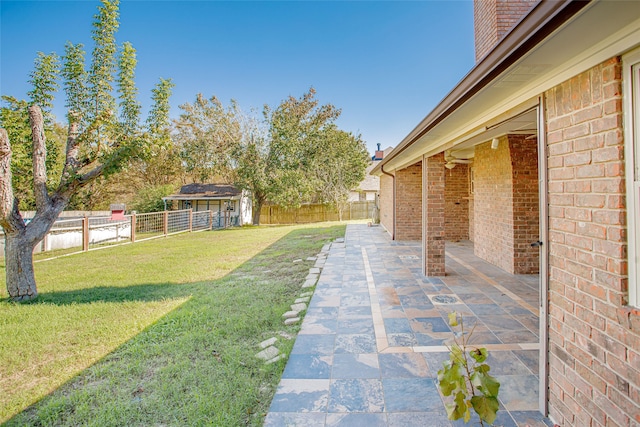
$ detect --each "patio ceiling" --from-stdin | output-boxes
[374,0,640,174]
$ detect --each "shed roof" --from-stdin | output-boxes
[163,184,242,201]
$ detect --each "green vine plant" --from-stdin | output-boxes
[437,311,501,426]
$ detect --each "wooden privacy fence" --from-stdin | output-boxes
[259,201,378,224]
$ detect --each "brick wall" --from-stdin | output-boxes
[474,0,538,61]
[445,164,470,241]
[473,135,539,274]
[545,56,640,427]
[395,162,422,241]
[470,167,475,242]
[511,134,540,274]
[379,173,394,236]
[469,196,475,242]
[424,153,446,276]
[474,137,515,272]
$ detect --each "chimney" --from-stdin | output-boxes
[474,0,539,62]
[373,143,384,161]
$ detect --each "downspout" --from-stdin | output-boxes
[380,163,396,240]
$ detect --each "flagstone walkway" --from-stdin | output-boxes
[265,224,553,427]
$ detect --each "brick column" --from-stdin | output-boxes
[423,152,446,276]
[379,173,394,236]
[394,162,422,241]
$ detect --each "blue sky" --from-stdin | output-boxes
[1,0,475,155]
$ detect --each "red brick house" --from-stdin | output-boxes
[372,0,640,425]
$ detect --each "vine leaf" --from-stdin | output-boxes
[471,370,500,398]
[470,347,488,363]
[437,360,465,396]
[445,391,471,422]
[471,395,500,425]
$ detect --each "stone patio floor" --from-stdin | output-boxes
[265,224,553,427]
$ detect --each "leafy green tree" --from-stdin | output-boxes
[129,184,177,213]
[174,94,241,183]
[139,78,181,186]
[98,78,178,211]
[147,78,174,149]
[232,88,366,225]
[264,88,340,209]
[28,52,60,126]
[232,111,270,225]
[0,0,171,301]
[117,42,141,135]
[165,88,365,226]
[312,126,369,221]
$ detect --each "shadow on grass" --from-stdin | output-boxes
[28,282,195,305]
[19,225,338,306]
[2,224,346,426]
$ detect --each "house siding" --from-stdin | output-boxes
[545,56,640,427]
[395,162,422,241]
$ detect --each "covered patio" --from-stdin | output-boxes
[266,223,551,426]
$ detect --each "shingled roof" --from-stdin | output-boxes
[358,162,380,192]
[164,184,242,200]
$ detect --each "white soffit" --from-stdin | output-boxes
[385,0,640,172]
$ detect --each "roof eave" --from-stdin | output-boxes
[375,0,589,174]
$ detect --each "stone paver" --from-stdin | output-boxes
[266,224,553,427]
[257,346,280,361]
[290,303,307,312]
[260,337,277,348]
[284,317,301,326]
[283,310,299,319]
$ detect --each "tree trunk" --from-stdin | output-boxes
[4,231,38,301]
[252,199,262,225]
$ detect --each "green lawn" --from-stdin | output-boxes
[0,223,345,426]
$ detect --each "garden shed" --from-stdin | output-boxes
[162,184,252,226]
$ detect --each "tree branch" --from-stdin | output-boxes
[0,128,25,234]
[28,106,51,211]
[59,113,81,190]
[78,163,106,185]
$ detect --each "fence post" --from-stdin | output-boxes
[82,216,89,251]
[209,210,213,230]
[163,211,169,235]
[131,213,137,243]
[189,209,193,232]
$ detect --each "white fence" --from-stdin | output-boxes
[1,209,237,258]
